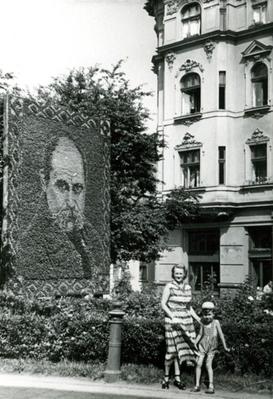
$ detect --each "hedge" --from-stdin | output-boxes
[0,290,272,376]
[0,311,272,376]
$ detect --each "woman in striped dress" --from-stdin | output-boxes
[161,264,200,390]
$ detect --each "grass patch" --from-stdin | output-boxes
[0,358,105,379]
[0,358,271,395]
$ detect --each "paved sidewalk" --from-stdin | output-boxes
[0,373,271,399]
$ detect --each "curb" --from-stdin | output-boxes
[0,373,270,399]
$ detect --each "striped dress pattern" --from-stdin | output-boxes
[165,280,196,365]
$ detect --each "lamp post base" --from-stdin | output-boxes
[104,369,121,383]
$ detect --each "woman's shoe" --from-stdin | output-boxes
[161,379,169,389]
[173,380,186,390]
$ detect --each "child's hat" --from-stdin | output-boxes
[202,301,215,310]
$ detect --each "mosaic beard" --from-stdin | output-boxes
[52,208,84,233]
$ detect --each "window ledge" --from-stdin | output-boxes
[174,112,202,125]
[244,105,270,117]
[192,291,220,296]
[217,283,241,289]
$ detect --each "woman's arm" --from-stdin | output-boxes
[194,323,203,345]
[190,306,201,324]
[161,284,173,320]
[216,320,230,351]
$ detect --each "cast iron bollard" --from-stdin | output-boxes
[104,301,125,382]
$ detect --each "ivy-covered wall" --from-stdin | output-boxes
[4,96,110,297]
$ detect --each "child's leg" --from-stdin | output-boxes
[195,354,205,388]
[205,354,215,388]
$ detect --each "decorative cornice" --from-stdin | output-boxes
[166,52,176,70]
[165,0,214,16]
[203,40,216,61]
[241,40,273,64]
[155,23,273,57]
[175,59,204,77]
[246,128,270,145]
[175,132,202,150]
[165,0,178,15]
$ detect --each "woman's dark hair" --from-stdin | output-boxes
[171,264,187,280]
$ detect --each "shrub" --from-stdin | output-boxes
[0,289,271,377]
[122,318,165,366]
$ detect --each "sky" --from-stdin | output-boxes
[0,0,157,130]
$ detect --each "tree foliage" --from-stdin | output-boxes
[35,62,199,263]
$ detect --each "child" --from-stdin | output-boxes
[192,301,230,394]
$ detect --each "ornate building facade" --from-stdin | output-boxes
[145,0,273,293]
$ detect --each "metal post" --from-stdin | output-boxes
[104,301,125,383]
[271,222,273,284]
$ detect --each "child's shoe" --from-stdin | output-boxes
[191,386,201,392]
[205,385,215,394]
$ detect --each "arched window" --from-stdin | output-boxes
[181,3,201,39]
[181,73,201,115]
[251,63,268,107]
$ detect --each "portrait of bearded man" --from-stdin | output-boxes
[42,136,86,235]
[5,96,109,296]
[17,133,103,281]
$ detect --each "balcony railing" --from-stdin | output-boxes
[243,176,273,186]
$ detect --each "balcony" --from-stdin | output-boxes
[244,105,270,118]
[174,112,202,126]
[242,176,273,187]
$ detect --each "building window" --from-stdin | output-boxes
[250,143,267,183]
[218,146,226,185]
[181,73,201,115]
[252,2,267,25]
[190,262,220,291]
[181,3,201,39]
[220,7,226,30]
[249,226,272,288]
[252,260,272,288]
[188,230,219,255]
[219,71,226,110]
[251,63,268,107]
[249,226,271,251]
[139,264,148,282]
[180,149,200,188]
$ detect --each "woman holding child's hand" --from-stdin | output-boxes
[161,264,200,390]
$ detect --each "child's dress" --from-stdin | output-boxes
[197,319,218,357]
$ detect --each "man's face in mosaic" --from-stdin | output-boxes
[45,137,85,233]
